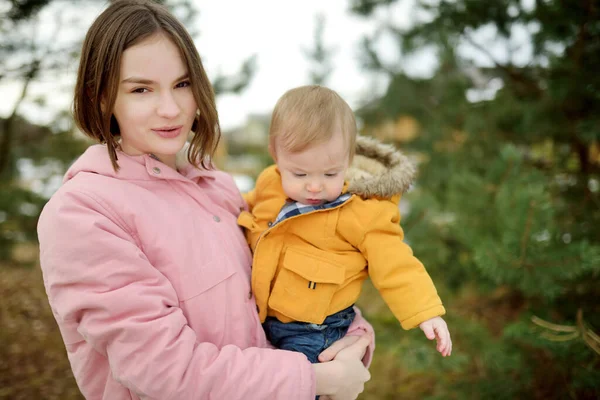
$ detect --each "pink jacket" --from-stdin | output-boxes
[38,145,373,400]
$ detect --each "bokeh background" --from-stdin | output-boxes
[1,0,599,399]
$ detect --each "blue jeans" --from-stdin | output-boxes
[263,306,356,364]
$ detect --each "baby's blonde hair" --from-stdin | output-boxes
[269,85,357,161]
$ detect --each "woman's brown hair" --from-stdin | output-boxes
[73,0,220,171]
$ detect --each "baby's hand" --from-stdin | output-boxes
[419,316,452,357]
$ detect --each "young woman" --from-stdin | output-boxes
[37,1,373,399]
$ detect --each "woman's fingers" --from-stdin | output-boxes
[318,335,360,362]
[334,333,372,361]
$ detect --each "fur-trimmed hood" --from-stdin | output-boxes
[346,135,416,198]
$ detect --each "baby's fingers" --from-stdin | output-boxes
[438,328,452,357]
[434,326,450,356]
[421,324,435,340]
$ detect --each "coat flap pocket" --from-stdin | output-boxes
[283,248,345,284]
[178,260,235,301]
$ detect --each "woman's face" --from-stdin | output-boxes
[113,34,197,169]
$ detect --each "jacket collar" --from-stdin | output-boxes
[64,144,216,184]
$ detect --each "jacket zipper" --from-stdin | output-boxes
[250,196,355,298]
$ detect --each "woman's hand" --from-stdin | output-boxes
[317,334,361,362]
[313,334,372,399]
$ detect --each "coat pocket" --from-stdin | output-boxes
[268,247,345,324]
[175,260,240,344]
[178,260,236,302]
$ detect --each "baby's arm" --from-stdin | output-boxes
[354,199,446,329]
[419,316,452,357]
[360,199,451,356]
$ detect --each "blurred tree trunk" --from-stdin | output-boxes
[303,13,336,85]
[0,61,38,177]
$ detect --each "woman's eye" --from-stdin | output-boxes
[176,80,191,88]
[132,88,149,94]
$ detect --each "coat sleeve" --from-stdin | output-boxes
[237,166,281,251]
[38,189,315,400]
[241,188,256,212]
[356,198,445,330]
[240,166,276,212]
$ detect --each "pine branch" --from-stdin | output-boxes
[402,209,427,233]
[531,316,577,332]
[520,257,581,269]
[462,31,543,99]
[518,200,535,268]
[532,310,600,356]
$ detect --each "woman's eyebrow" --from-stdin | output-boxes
[121,73,189,85]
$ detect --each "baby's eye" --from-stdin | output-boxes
[176,80,191,88]
[293,173,306,177]
[325,173,338,177]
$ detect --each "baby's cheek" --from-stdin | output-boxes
[336,181,345,195]
[282,180,301,201]
[328,183,344,201]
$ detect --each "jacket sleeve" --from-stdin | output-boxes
[356,198,445,330]
[237,167,280,251]
[38,189,315,400]
[241,188,256,212]
[240,166,276,212]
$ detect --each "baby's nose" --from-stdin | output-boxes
[307,182,322,192]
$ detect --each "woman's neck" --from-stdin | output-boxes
[149,153,177,171]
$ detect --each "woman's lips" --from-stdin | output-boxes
[153,126,182,139]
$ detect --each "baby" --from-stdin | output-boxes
[238,85,452,365]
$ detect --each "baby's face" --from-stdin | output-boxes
[275,130,350,205]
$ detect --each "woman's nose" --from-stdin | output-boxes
[157,91,181,118]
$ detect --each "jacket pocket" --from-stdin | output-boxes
[178,260,236,302]
[268,247,345,324]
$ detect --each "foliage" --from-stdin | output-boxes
[352,0,600,397]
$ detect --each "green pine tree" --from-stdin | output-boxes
[351,0,600,398]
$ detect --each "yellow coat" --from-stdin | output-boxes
[238,136,445,329]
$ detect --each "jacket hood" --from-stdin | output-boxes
[64,145,130,183]
[346,135,416,198]
[63,143,213,183]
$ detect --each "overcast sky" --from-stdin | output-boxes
[194,0,425,130]
[0,0,438,130]
[1,0,538,131]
